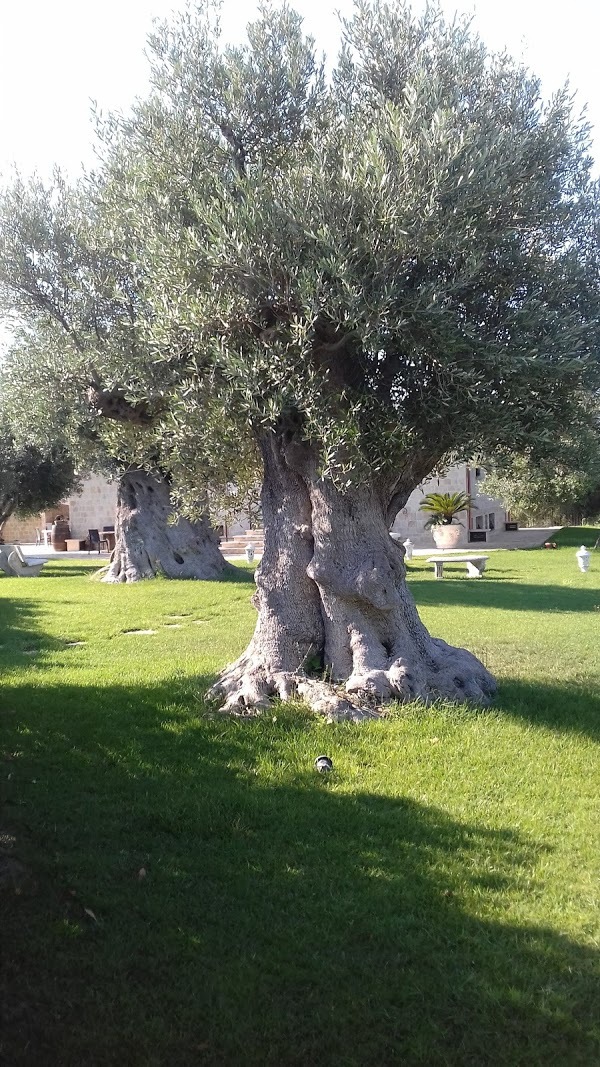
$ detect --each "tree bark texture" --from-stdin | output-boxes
[102,470,231,583]
[211,432,496,720]
[0,495,17,541]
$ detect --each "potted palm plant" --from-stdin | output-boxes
[419,491,475,549]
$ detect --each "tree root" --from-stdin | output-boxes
[207,652,381,722]
[208,636,495,722]
[345,637,495,707]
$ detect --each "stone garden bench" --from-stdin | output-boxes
[0,544,48,577]
[426,554,489,579]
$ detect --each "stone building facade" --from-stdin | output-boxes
[3,465,508,548]
[66,474,118,540]
[390,465,508,547]
[2,474,117,545]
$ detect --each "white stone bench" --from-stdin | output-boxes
[0,544,48,578]
[426,554,489,579]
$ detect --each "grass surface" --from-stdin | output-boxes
[1,530,599,1065]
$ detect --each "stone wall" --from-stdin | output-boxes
[2,513,41,543]
[468,467,507,535]
[2,504,70,544]
[391,467,469,546]
[68,475,118,540]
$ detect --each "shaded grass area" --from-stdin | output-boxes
[1,538,599,1065]
[551,525,600,548]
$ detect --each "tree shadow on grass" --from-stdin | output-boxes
[409,575,600,614]
[38,561,107,578]
[553,526,600,548]
[1,679,598,1066]
[218,561,257,584]
[496,677,600,742]
[0,591,63,668]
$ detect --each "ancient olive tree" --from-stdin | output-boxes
[0,176,234,582]
[109,0,600,718]
[94,0,600,713]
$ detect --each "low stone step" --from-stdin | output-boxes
[225,530,264,540]
[221,548,263,556]
[220,533,264,554]
[220,530,264,547]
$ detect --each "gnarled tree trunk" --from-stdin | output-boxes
[211,431,496,719]
[102,469,231,583]
[0,494,17,542]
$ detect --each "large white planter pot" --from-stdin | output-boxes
[432,524,462,550]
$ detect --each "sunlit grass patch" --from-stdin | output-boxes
[1,537,599,1065]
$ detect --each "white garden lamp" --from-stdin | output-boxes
[575,545,591,573]
[245,543,255,562]
[403,538,414,561]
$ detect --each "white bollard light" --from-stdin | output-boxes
[575,545,591,573]
[402,538,414,561]
[245,543,255,563]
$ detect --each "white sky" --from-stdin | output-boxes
[0,0,599,179]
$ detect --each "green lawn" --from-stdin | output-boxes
[1,529,599,1066]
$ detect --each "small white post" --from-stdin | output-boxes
[245,543,255,563]
[402,538,414,560]
[575,545,591,573]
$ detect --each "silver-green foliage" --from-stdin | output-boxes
[2,0,600,511]
[0,172,259,516]
[95,0,600,504]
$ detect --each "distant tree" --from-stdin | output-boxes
[0,176,245,581]
[483,422,600,525]
[0,426,77,539]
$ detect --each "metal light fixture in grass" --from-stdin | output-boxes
[314,756,333,773]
